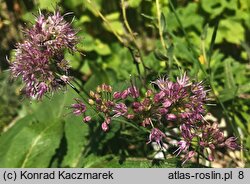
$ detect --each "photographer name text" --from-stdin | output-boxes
[2,170,114,181]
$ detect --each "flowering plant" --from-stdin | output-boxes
[8,10,241,167]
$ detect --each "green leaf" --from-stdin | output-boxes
[208,19,245,44]
[79,15,91,23]
[94,39,111,55]
[201,0,225,18]
[128,0,142,8]
[234,115,247,135]
[0,88,78,167]
[82,154,114,168]
[224,58,236,90]
[154,50,168,61]
[38,0,61,11]
[178,3,204,32]
[61,116,89,167]
[106,12,120,21]
[160,12,166,33]
[83,73,105,92]
[64,0,83,9]
[103,21,124,35]
[238,84,250,95]
[219,58,237,102]
[77,34,95,52]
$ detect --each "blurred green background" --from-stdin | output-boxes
[0,0,249,167]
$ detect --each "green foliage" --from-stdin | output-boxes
[0,88,82,167]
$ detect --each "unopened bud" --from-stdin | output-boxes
[127,114,134,119]
[146,89,153,97]
[108,85,112,92]
[83,116,91,122]
[101,84,107,91]
[89,90,95,97]
[88,99,94,105]
[166,113,177,121]
[113,92,121,99]
[96,85,101,93]
[94,93,101,99]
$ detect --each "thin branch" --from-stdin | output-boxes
[87,0,124,44]
[121,0,147,73]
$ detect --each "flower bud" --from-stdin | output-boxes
[113,92,121,99]
[96,85,101,93]
[166,113,177,121]
[108,85,112,92]
[83,116,91,122]
[88,99,94,105]
[145,89,153,97]
[101,122,108,132]
[127,114,134,119]
[89,90,95,97]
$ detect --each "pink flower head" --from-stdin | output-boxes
[71,99,86,116]
[225,137,240,150]
[10,11,78,99]
[147,128,166,147]
[113,91,121,99]
[121,89,129,99]
[128,86,139,98]
[101,117,111,132]
[173,140,190,156]
[153,91,165,102]
[163,99,172,108]
[166,113,177,121]
[113,103,127,117]
[36,82,49,100]
[182,151,195,165]
[177,72,190,87]
[151,77,169,90]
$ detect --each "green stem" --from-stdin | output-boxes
[121,0,147,76]
[169,0,207,77]
[156,0,166,49]
[86,0,124,44]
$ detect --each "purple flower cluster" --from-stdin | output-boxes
[71,73,240,165]
[71,98,91,122]
[89,84,137,131]
[10,11,77,99]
